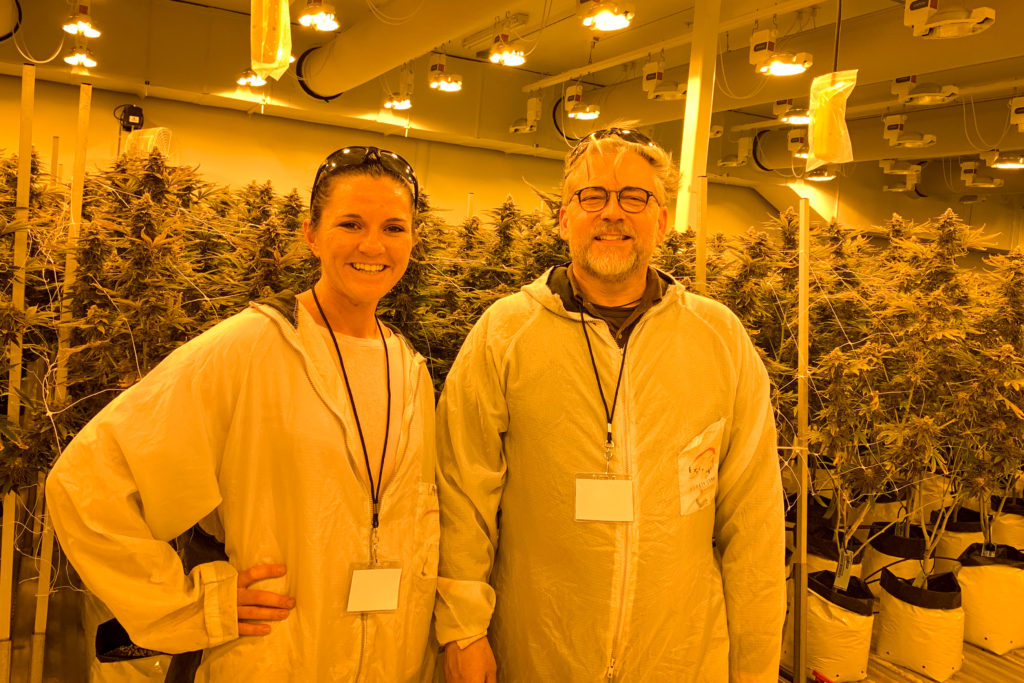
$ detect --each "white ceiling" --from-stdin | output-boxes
[2,0,1024,224]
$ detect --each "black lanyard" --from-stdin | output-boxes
[579,310,630,470]
[311,288,391,529]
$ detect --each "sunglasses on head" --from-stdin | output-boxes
[568,128,657,162]
[311,146,419,207]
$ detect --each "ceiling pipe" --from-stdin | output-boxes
[522,0,825,93]
[741,97,1024,171]
[297,0,525,100]
[731,77,1024,134]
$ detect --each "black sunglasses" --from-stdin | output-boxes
[311,146,419,207]
[568,128,657,162]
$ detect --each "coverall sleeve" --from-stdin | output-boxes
[47,330,245,654]
[433,310,510,646]
[713,321,787,682]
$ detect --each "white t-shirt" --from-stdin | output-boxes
[306,309,407,490]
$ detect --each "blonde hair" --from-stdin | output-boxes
[562,127,680,206]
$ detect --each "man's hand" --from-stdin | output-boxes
[444,637,497,683]
[236,564,294,636]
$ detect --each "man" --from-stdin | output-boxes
[435,128,785,682]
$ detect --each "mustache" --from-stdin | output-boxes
[590,221,636,239]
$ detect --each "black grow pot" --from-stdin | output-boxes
[808,570,875,616]
[880,568,961,610]
[931,507,983,534]
[807,525,864,564]
[993,495,1024,517]
[785,493,832,533]
[958,542,1024,569]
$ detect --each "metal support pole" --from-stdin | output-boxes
[793,198,811,681]
[674,0,720,241]
[50,136,60,185]
[1,62,36,683]
[29,517,54,683]
[56,83,92,396]
[694,175,708,294]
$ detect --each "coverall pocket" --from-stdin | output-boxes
[677,418,726,516]
[416,482,440,578]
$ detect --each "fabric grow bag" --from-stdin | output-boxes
[932,508,984,575]
[782,570,874,682]
[861,523,931,582]
[991,497,1024,550]
[874,568,964,682]
[957,543,1024,655]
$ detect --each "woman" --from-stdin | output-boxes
[47,146,439,681]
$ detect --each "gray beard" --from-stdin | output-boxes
[570,239,645,284]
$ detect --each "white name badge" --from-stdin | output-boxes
[347,565,402,613]
[575,474,634,522]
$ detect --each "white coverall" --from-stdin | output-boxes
[434,269,786,681]
[47,293,439,682]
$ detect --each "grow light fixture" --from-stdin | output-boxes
[884,174,919,192]
[384,65,414,110]
[578,1,634,32]
[641,57,685,101]
[718,137,752,168]
[759,52,813,77]
[298,1,339,32]
[892,75,959,105]
[904,0,994,40]
[63,2,101,38]
[237,69,266,87]
[750,29,812,76]
[565,84,600,120]
[806,167,836,182]
[510,96,542,134]
[880,159,924,176]
[1012,96,1024,133]
[787,128,808,157]
[64,44,97,69]
[883,114,936,148]
[779,108,810,125]
[960,160,1003,188]
[489,34,525,67]
[428,54,462,93]
[981,149,1024,170]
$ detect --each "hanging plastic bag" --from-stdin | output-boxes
[251,0,291,82]
[806,69,857,172]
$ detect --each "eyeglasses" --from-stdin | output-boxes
[571,186,658,213]
[311,146,419,206]
[568,127,657,163]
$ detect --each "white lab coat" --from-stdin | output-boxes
[48,292,439,681]
[434,269,785,682]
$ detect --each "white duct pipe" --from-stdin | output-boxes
[297,0,525,100]
[721,99,1024,174]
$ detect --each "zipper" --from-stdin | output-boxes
[605,328,633,681]
[354,613,367,682]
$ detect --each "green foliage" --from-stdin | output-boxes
[1,145,1021,557]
